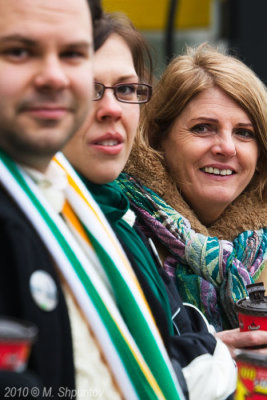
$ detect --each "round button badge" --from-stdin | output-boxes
[30,270,58,312]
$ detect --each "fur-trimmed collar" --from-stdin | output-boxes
[125,143,267,241]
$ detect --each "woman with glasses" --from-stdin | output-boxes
[64,13,237,400]
[64,13,152,186]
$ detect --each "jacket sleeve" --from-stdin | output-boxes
[173,304,237,400]
[131,228,237,400]
[161,268,237,400]
[181,337,236,400]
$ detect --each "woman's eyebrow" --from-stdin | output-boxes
[191,117,218,123]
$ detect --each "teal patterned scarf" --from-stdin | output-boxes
[118,173,267,331]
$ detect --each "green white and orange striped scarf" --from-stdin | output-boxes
[0,149,184,400]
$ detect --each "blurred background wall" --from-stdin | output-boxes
[102,0,267,83]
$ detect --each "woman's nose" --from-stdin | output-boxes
[95,90,122,121]
[212,132,237,157]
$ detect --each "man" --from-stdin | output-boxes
[0,0,93,172]
[0,1,186,399]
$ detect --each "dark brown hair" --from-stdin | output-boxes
[93,12,153,83]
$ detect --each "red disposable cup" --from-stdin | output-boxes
[0,317,38,372]
[237,312,267,332]
[235,283,267,332]
[235,350,267,399]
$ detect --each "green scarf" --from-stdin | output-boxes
[83,179,174,335]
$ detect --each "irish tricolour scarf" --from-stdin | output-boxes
[0,150,184,400]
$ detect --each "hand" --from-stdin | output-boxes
[216,328,267,358]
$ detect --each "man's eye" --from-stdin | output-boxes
[61,50,86,59]
[4,47,29,59]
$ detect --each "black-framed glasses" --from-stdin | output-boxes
[93,82,152,104]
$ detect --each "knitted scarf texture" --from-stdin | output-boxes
[118,172,267,331]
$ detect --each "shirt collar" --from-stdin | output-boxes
[22,160,68,213]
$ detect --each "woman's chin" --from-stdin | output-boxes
[90,172,120,185]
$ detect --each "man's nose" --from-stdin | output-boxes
[34,56,69,90]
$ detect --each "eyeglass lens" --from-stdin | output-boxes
[93,83,150,103]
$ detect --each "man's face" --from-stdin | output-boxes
[0,0,93,171]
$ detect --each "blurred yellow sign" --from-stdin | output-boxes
[102,0,212,30]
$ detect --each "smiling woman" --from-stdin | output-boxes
[118,43,267,331]
[160,86,259,225]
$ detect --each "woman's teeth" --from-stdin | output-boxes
[202,167,233,176]
[97,139,119,146]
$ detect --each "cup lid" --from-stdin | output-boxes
[235,282,267,316]
[0,317,38,341]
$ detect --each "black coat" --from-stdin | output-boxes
[0,188,75,399]
[0,187,190,399]
[0,184,231,400]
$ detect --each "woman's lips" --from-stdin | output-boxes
[91,134,124,155]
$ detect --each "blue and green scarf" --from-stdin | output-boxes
[118,172,267,331]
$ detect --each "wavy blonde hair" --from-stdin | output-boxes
[137,43,267,197]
